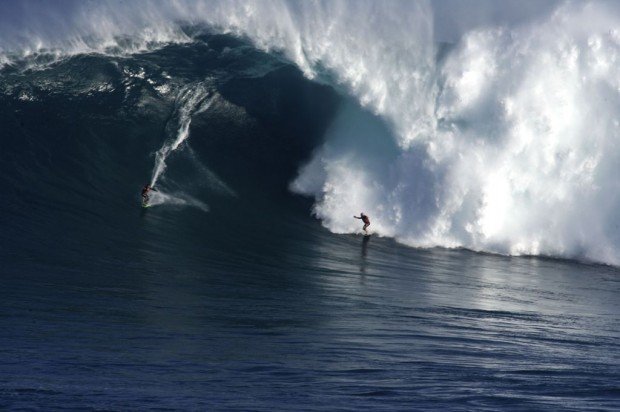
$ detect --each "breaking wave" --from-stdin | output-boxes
[3,0,620,265]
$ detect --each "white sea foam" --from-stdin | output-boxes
[4,0,620,264]
[291,2,620,265]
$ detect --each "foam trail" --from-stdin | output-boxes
[150,84,214,188]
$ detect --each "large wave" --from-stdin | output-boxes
[3,0,620,264]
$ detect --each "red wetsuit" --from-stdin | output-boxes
[355,214,370,231]
[142,185,156,202]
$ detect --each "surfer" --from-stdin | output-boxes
[354,212,371,233]
[141,184,157,204]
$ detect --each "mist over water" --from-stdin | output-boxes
[3,0,620,264]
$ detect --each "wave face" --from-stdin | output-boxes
[3,0,620,265]
[0,32,340,274]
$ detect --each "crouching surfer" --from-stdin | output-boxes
[141,184,157,206]
[354,212,370,233]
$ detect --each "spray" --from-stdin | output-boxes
[150,83,215,188]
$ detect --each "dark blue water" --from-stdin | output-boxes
[1,34,619,410]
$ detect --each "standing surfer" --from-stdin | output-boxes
[141,184,157,205]
[354,212,371,233]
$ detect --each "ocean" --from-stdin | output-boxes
[1,1,619,410]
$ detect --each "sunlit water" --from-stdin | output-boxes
[2,204,619,410]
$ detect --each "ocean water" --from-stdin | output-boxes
[1,1,620,410]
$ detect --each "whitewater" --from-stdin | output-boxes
[2,0,620,265]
